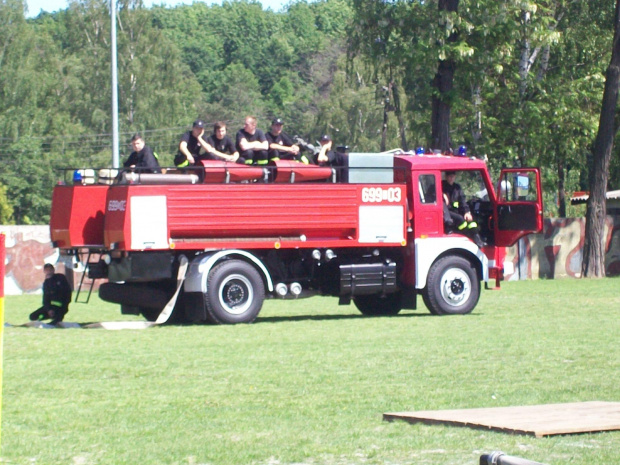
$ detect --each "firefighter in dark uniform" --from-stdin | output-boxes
[205,121,242,163]
[175,119,214,167]
[442,171,484,247]
[265,118,309,164]
[29,263,72,326]
[124,133,161,173]
[236,116,269,165]
[314,134,343,166]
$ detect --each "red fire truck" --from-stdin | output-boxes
[50,150,543,324]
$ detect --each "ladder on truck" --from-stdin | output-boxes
[74,250,105,304]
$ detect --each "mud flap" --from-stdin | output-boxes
[84,255,188,330]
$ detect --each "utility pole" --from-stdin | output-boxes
[111,0,120,168]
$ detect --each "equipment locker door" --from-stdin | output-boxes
[493,168,543,247]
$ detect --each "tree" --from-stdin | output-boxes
[0,184,14,224]
[431,0,459,151]
[582,0,620,277]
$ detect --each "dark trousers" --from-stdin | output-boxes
[268,149,308,163]
[444,208,467,230]
[443,205,484,247]
[30,305,68,325]
[241,149,268,165]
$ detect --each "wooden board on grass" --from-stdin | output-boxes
[384,401,620,437]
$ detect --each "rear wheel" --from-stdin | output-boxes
[205,260,265,324]
[424,256,479,315]
[353,292,402,316]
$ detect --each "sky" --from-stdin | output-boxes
[25,0,289,18]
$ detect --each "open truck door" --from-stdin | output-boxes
[493,168,543,247]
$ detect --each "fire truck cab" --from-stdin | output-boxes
[50,150,542,324]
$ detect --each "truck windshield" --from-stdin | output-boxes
[449,170,488,201]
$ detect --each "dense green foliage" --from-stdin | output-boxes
[4,279,620,463]
[0,0,617,222]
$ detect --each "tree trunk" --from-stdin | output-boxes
[391,81,408,151]
[582,0,620,277]
[557,157,566,218]
[471,83,482,152]
[431,0,459,152]
[431,60,454,151]
[381,90,388,152]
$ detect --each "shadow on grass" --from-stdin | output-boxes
[32,311,482,328]
[254,311,436,324]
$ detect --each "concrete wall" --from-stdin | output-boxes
[505,217,619,280]
[2,218,620,295]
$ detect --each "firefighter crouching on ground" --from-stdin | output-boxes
[442,170,484,248]
[29,263,72,326]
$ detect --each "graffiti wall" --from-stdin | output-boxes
[504,217,620,280]
[0,226,60,295]
[2,218,620,294]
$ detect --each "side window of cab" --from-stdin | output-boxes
[418,174,436,204]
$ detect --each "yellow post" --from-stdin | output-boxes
[0,233,5,445]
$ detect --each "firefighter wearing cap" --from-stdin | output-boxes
[236,116,269,165]
[29,264,72,326]
[175,119,214,167]
[266,118,308,164]
[442,171,484,247]
[314,134,338,165]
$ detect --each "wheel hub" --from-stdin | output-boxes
[218,273,254,315]
[224,282,245,306]
[450,278,465,295]
[440,268,471,307]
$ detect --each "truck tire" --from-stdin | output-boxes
[353,292,402,316]
[424,256,479,315]
[421,291,439,315]
[205,260,265,324]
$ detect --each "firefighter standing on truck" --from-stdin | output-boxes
[29,263,72,326]
[442,171,484,247]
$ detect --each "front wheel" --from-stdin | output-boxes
[353,292,402,316]
[423,256,480,315]
[205,260,265,324]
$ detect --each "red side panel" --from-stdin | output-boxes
[50,185,108,248]
[104,186,131,250]
[166,184,359,241]
[102,183,408,251]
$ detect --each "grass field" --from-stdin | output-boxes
[2,278,620,465]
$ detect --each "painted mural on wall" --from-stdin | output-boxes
[0,226,59,295]
[504,217,619,280]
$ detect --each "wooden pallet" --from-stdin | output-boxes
[384,401,620,437]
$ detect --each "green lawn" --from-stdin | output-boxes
[2,278,619,465]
